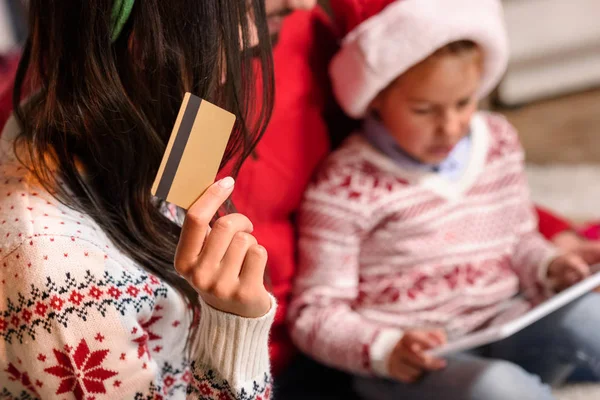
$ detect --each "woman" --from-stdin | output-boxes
[0,1,276,399]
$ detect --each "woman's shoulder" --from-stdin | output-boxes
[0,117,130,264]
[0,160,152,300]
[0,163,176,337]
[0,163,110,256]
[0,127,164,295]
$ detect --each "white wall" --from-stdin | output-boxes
[0,0,16,54]
[498,0,600,105]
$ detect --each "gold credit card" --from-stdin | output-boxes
[152,93,236,209]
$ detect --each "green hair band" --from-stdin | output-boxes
[111,0,135,42]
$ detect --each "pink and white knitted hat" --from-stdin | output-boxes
[329,0,509,118]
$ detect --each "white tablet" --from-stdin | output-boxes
[429,270,600,357]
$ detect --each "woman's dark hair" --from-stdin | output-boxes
[12,0,274,335]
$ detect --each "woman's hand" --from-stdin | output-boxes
[174,177,271,318]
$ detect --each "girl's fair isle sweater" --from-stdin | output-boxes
[289,112,558,377]
[0,116,275,400]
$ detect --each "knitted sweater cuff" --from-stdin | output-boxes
[194,295,276,388]
[369,328,404,377]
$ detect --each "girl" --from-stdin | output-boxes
[1,1,276,399]
[289,1,600,399]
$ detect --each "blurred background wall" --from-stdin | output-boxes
[1,0,600,222]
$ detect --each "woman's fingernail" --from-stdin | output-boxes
[218,177,235,189]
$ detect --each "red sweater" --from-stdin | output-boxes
[231,8,338,374]
[537,206,573,241]
[0,54,19,130]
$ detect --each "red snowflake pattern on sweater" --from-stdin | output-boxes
[133,315,163,359]
[44,338,118,400]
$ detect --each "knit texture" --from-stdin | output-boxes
[0,116,274,399]
[289,112,557,378]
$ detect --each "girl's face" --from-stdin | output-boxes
[371,51,484,165]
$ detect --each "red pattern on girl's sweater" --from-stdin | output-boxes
[289,112,557,376]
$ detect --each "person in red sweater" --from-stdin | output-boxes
[0,54,19,129]
[233,1,330,374]
[230,2,362,398]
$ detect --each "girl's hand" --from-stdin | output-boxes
[547,253,590,292]
[388,329,447,383]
